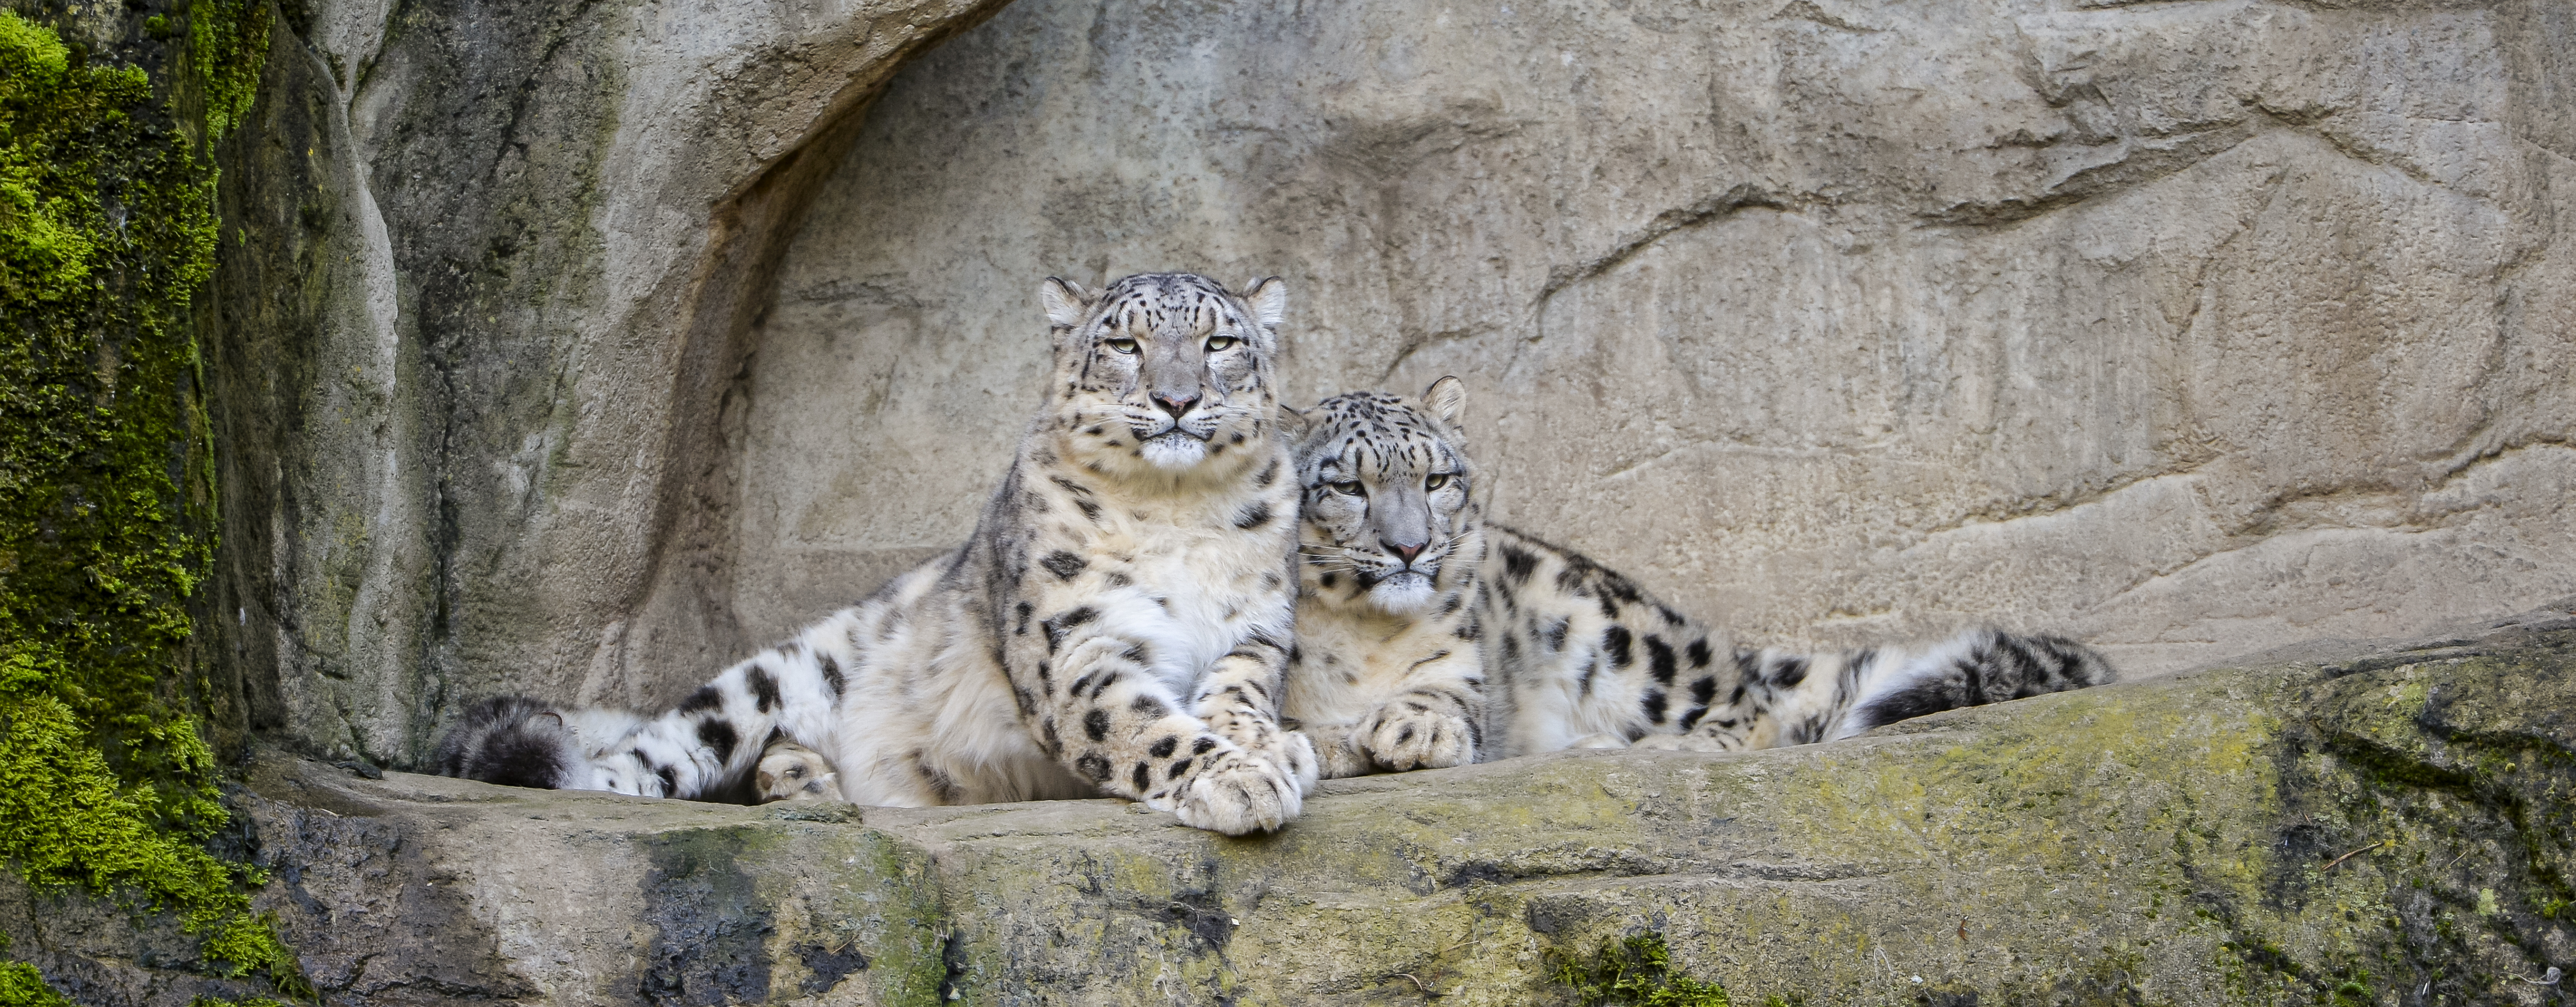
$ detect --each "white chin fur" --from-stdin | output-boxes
[1139,432,1207,469]
[1368,572,1437,614]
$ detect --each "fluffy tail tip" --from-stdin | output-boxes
[1846,630,2117,735]
[430,694,583,790]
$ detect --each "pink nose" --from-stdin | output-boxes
[1384,541,1424,565]
[1153,392,1197,419]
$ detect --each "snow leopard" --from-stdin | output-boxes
[1280,377,2118,776]
[434,273,1318,834]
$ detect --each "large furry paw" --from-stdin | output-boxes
[1630,732,1733,753]
[1302,722,1376,780]
[754,741,843,803]
[1170,745,1304,835]
[1567,732,1631,750]
[1202,705,1320,796]
[1279,728,1320,794]
[1246,728,1320,798]
[1357,704,1474,772]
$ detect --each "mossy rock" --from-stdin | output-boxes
[25,606,2555,1006]
[2,1,299,1000]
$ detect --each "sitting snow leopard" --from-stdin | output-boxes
[435,273,1318,834]
[1280,377,2117,775]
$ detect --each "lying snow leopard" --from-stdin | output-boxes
[742,377,2123,788]
[436,273,1317,834]
[1280,377,2117,775]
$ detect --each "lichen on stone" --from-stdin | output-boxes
[0,2,297,998]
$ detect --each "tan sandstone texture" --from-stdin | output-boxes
[212,0,2574,762]
[11,604,2570,1005]
[714,0,2576,698]
[207,0,1011,763]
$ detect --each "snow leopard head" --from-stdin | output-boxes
[1292,377,1481,615]
[1040,272,1286,478]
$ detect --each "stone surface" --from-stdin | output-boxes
[706,0,2576,700]
[205,0,1013,764]
[23,607,2569,1005]
[205,0,2574,765]
[74,0,2572,998]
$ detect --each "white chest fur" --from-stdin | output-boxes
[1063,485,1289,695]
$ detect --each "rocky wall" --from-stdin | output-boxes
[206,0,1013,764]
[692,0,2576,705]
[201,0,2574,767]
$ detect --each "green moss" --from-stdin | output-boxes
[0,3,298,999]
[1547,933,1733,1007]
[187,0,268,141]
[1,961,74,1007]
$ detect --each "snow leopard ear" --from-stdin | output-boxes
[1423,375,1467,426]
[1040,277,1094,330]
[1278,402,1318,443]
[1239,277,1286,331]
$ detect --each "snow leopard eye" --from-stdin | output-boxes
[1425,473,1451,491]
[1104,337,1139,354]
[1331,481,1364,497]
[1204,336,1237,352]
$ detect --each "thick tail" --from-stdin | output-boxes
[1837,629,2116,738]
[607,622,857,800]
[432,625,845,800]
[431,695,592,789]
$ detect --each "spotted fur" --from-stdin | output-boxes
[434,274,1317,835]
[1280,380,2117,771]
[1279,379,1487,777]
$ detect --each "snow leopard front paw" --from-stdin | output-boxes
[1358,703,1473,772]
[754,740,843,803]
[1275,728,1320,795]
[1567,732,1631,750]
[1171,744,1304,835]
[1202,705,1319,796]
[1301,722,1376,780]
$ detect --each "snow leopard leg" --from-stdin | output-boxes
[1192,631,1321,790]
[1013,604,1308,835]
[1298,722,1370,778]
[1337,646,1482,774]
[754,741,842,803]
[1636,646,1874,752]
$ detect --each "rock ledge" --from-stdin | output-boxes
[14,606,2573,1005]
